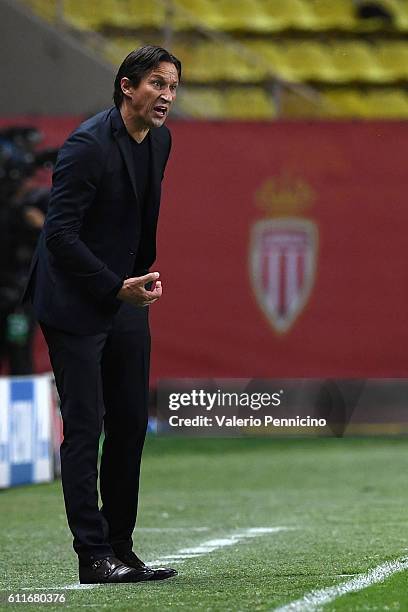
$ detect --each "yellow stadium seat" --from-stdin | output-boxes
[180,42,267,83]
[268,86,327,118]
[323,88,408,118]
[383,0,408,31]
[61,0,103,29]
[376,42,408,81]
[179,43,221,82]
[247,41,293,81]
[63,0,166,30]
[177,88,226,118]
[173,0,279,32]
[104,37,142,65]
[218,44,267,81]
[207,0,273,32]
[328,41,386,83]
[111,0,166,29]
[169,42,191,68]
[282,42,337,82]
[263,0,316,31]
[247,40,395,85]
[171,0,222,30]
[308,0,356,30]
[322,89,371,116]
[224,87,276,118]
[363,89,408,118]
[177,86,275,119]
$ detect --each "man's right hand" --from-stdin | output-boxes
[117,272,162,307]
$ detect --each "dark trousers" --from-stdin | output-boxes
[40,303,150,564]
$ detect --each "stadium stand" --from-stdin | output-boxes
[22,0,408,119]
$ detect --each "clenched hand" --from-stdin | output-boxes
[117,272,162,307]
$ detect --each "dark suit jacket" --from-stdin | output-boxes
[23,106,171,334]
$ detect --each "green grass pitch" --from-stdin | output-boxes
[1,437,407,611]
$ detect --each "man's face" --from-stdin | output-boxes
[121,62,179,128]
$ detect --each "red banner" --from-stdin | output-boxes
[2,118,407,377]
[153,121,408,378]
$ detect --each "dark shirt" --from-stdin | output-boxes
[128,132,154,277]
[129,133,151,210]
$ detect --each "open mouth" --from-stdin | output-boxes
[153,105,167,117]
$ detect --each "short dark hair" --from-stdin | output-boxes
[113,45,182,108]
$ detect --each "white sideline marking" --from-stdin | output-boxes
[275,557,408,612]
[56,526,290,590]
[138,527,210,532]
[146,526,290,566]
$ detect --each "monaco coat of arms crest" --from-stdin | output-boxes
[249,174,318,334]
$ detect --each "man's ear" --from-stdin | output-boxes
[120,77,133,97]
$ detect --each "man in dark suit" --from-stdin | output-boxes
[23,46,181,584]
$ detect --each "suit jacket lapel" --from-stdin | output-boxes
[148,129,162,209]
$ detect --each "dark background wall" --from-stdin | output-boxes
[0,0,114,115]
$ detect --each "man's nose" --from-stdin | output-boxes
[160,86,174,102]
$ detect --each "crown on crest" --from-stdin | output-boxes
[255,173,315,217]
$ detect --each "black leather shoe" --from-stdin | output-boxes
[79,556,154,584]
[115,551,177,581]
